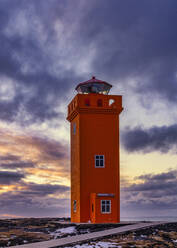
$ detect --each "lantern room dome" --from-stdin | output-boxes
[75,76,112,94]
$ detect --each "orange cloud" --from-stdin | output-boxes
[0,128,70,185]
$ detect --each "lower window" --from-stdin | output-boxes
[73,200,76,212]
[101,200,111,213]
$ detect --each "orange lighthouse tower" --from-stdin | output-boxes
[67,77,123,223]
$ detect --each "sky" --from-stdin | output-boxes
[0,0,177,219]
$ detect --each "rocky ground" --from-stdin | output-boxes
[0,218,126,247]
[65,222,177,248]
[0,219,177,247]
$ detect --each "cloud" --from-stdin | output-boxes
[121,124,177,153]
[0,171,24,185]
[80,1,177,102]
[23,182,70,196]
[0,194,70,217]
[121,170,177,213]
[0,181,70,217]
[0,0,176,125]
[0,130,70,217]
[0,154,20,161]
[0,130,70,186]
[0,153,36,170]
[28,136,69,161]
[124,171,177,192]
[138,171,176,182]
[0,0,83,125]
[0,129,69,163]
[0,162,35,169]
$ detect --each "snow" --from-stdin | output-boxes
[140,234,147,238]
[95,242,121,247]
[65,241,121,248]
[50,226,76,239]
[56,226,76,234]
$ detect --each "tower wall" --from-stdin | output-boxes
[70,114,80,222]
[67,93,123,223]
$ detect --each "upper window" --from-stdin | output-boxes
[101,200,111,213]
[85,98,90,106]
[97,99,103,107]
[95,155,104,167]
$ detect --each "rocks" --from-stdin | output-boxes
[100,223,177,248]
[75,223,126,234]
[0,218,68,247]
[0,218,129,247]
[0,219,177,247]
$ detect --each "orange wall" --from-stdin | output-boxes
[67,93,123,223]
[70,114,80,222]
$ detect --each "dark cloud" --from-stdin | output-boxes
[122,124,177,153]
[0,0,82,125]
[0,182,70,217]
[0,162,35,169]
[138,171,176,182]
[0,132,69,178]
[0,171,24,184]
[121,170,177,213]
[79,0,177,102]
[0,192,70,217]
[0,154,20,161]
[28,136,69,162]
[0,154,35,169]
[0,0,177,125]
[124,171,177,192]
[23,182,70,196]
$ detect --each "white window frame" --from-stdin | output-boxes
[73,200,76,212]
[101,200,111,214]
[95,155,105,168]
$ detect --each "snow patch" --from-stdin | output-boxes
[50,226,76,239]
[65,241,120,248]
[56,226,76,234]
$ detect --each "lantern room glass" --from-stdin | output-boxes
[76,83,111,94]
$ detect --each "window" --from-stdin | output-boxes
[97,99,103,107]
[95,155,104,167]
[73,200,76,212]
[101,200,111,213]
[85,98,90,106]
[73,123,76,135]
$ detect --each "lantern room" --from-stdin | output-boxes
[75,76,112,94]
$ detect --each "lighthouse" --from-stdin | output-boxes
[67,77,123,223]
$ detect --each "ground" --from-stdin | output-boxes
[65,223,177,248]
[0,218,176,247]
